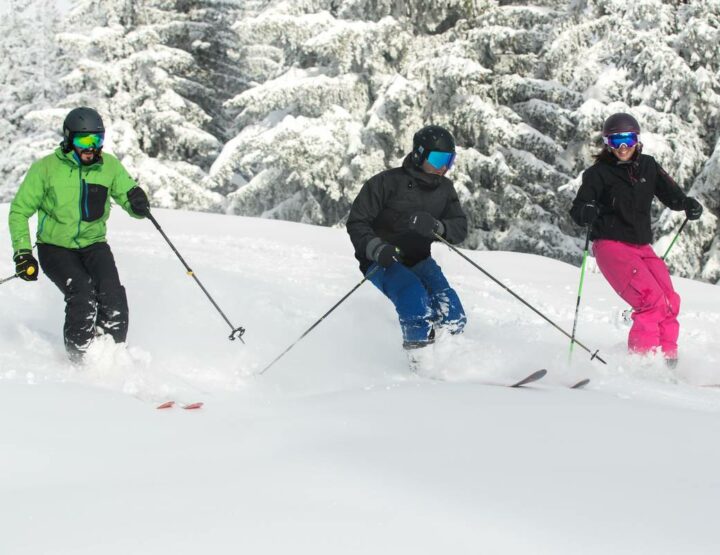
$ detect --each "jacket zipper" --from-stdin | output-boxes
[37,213,48,237]
[626,164,638,240]
[83,180,89,218]
[74,162,83,248]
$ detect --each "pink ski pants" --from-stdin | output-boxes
[593,239,680,358]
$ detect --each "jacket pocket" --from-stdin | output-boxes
[81,181,108,222]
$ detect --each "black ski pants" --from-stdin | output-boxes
[37,242,128,359]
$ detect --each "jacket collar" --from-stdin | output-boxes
[599,151,643,185]
[54,147,104,169]
[401,154,452,190]
[599,146,642,167]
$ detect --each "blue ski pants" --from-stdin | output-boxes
[367,257,466,347]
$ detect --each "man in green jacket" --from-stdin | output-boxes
[9,107,150,362]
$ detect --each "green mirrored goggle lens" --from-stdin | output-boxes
[72,133,104,149]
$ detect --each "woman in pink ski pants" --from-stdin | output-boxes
[570,113,704,365]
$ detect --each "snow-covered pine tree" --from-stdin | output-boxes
[0,0,65,202]
[2,0,718,283]
[209,1,586,263]
[546,0,720,282]
[209,0,718,281]
[55,0,238,210]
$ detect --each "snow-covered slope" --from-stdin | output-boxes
[1,205,719,554]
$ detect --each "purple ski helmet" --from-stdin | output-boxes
[602,113,640,136]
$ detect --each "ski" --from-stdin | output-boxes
[509,369,547,388]
[570,378,591,389]
[156,401,204,410]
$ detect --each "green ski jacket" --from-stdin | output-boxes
[9,148,142,253]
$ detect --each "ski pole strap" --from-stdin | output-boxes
[661,217,689,261]
[259,266,379,375]
[435,233,607,365]
[147,212,246,343]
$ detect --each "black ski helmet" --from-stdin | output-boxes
[602,112,640,136]
[62,107,105,152]
[411,125,455,166]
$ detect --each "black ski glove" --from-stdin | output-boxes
[13,250,38,281]
[579,202,599,226]
[369,241,401,268]
[684,197,703,220]
[127,186,150,217]
[408,212,444,238]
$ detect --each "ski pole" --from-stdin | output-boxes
[661,217,689,261]
[259,266,380,375]
[146,212,246,342]
[1,264,36,285]
[569,225,592,360]
[0,273,19,285]
[435,233,606,364]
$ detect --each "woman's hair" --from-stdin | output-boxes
[593,146,615,163]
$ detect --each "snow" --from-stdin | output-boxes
[1,204,720,554]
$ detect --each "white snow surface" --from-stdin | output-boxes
[1,204,719,554]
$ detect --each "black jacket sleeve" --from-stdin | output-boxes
[440,186,467,244]
[346,174,390,258]
[569,168,604,226]
[654,161,687,210]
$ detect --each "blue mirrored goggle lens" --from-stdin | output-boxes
[426,150,456,170]
[72,133,104,149]
[605,132,638,149]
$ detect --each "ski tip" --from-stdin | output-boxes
[571,378,591,389]
[182,402,204,410]
[510,369,547,388]
[156,401,175,409]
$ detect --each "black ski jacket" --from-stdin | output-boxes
[347,155,467,273]
[570,153,687,245]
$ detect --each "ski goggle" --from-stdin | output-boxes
[425,150,456,170]
[72,132,105,150]
[603,132,638,150]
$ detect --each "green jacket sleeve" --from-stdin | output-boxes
[9,161,46,253]
[108,156,143,219]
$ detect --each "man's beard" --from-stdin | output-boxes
[78,148,101,165]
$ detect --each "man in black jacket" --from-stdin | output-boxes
[347,125,467,370]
